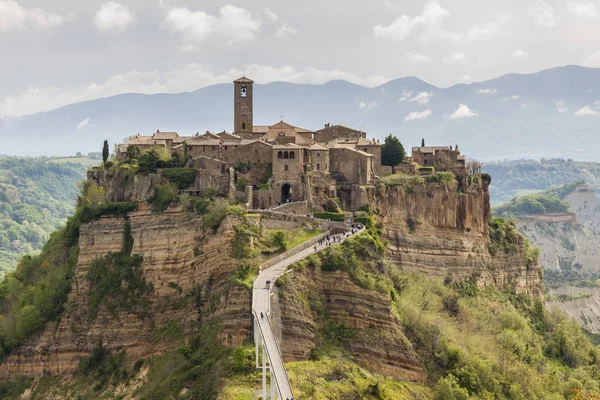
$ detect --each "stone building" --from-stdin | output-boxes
[117,77,476,210]
[411,145,466,168]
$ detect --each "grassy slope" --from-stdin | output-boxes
[0,157,88,275]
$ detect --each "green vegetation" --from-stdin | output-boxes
[0,156,87,275]
[162,168,198,189]
[381,134,406,173]
[484,158,600,205]
[313,212,345,222]
[0,377,33,400]
[79,201,138,223]
[381,173,425,190]
[148,182,180,212]
[427,171,456,183]
[488,217,540,267]
[78,340,129,392]
[494,193,570,217]
[0,211,80,360]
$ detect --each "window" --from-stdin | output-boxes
[364,148,368,152]
[242,123,246,129]
[317,163,320,170]
[241,84,247,97]
[277,151,283,159]
[212,146,216,151]
[224,146,228,150]
[278,131,284,136]
[290,151,295,159]
[317,152,320,157]
[284,165,289,171]
[325,164,328,170]
[424,160,428,165]
[284,151,289,159]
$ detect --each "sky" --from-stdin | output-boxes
[1,0,600,116]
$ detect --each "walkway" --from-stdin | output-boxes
[252,225,365,399]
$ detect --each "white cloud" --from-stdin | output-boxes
[476,88,497,94]
[373,2,510,42]
[76,117,92,130]
[557,101,568,113]
[408,53,431,62]
[459,75,473,83]
[574,105,598,116]
[585,50,600,67]
[566,2,598,18]
[163,5,261,45]
[179,44,199,53]
[276,22,297,38]
[265,8,278,21]
[448,104,478,119]
[444,53,465,63]
[409,92,434,104]
[531,0,557,28]
[405,109,432,121]
[504,95,521,100]
[359,101,378,110]
[398,90,413,101]
[94,2,134,32]
[511,49,528,57]
[0,64,389,116]
[465,14,511,39]
[359,102,366,109]
[0,0,70,30]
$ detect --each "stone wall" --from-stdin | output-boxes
[330,148,373,185]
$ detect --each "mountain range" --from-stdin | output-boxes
[2,64,600,160]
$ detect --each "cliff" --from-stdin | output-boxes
[0,208,251,377]
[378,181,543,297]
[0,177,545,395]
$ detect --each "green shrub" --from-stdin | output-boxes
[236,176,249,192]
[201,199,231,231]
[161,168,197,189]
[272,231,288,251]
[419,166,435,173]
[325,199,340,213]
[86,252,152,320]
[428,171,456,183]
[148,182,180,213]
[314,212,345,222]
[78,340,129,391]
[259,183,270,191]
[138,150,160,173]
[494,194,569,217]
[79,202,138,223]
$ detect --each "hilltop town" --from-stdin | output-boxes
[111,77,474,212]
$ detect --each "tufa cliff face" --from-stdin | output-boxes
[378,181,543,298]
[0,178,543,385]
[0,208,251,377]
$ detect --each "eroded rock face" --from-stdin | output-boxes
[0,210,251,377]
[379,182,543,298]
[277,268,426,383]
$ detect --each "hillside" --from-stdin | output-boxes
[0,157,89,275]
[4,65,600,162]
[496,183,600,335]
[484,159,600,206]
[0,162,599,398]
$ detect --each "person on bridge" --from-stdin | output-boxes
[260,312,264,319]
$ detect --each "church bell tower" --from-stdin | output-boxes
[234,77,253,134]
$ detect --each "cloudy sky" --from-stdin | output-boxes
[1,0,600,116]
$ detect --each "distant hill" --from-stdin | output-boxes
[0,157,88,274]
[3,65,600,160]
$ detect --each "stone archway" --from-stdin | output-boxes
[281,183,292,203]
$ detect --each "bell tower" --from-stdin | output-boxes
[234,77,253,134]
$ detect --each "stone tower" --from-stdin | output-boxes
[234,77,253,134]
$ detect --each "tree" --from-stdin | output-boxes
[102,140,109,164]
[381,134,406,174]
[421,138,425,147]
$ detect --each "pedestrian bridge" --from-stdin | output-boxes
[251,223,365,399]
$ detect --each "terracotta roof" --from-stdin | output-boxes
[203,132,220,139]
[253,125,270,133]
[128,136,154,145]
[308,143,328,150]
[356,137,380,146]
[234,76,254,83]
[174,136,193,144]
[412,146,452,154]
[153,131,179,140]
[118,144,128,152]
[316,124,363,133]
[273,143,301,149]
[331,146,373,157]
[187,138,220,146]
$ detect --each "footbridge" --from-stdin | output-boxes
[252,222,365,399]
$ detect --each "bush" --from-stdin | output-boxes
[314,212,345,222]
[428,171,456,183]
[148,182,180,213]
[79,202,138,223]
[161,168,197,190]
[325,199,340,213]
[419,166,435,173]
[201,199,230,231]
[138,150,160,174]
[236,176,249,192]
